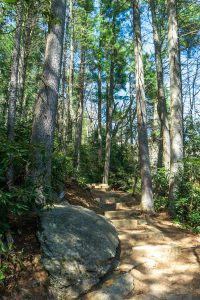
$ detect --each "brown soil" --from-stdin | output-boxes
[0,212,49,300]
[0,180,99,300]
[64,180,103,214]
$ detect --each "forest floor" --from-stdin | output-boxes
[0,182,200,299]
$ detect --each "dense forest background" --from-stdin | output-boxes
[0,0,200,243]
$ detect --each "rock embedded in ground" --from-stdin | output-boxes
[38,203,119,299]
[85,273,134,300]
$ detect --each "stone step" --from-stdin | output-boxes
[105,210,139,219]
[103,197,134,205]
[120,244,189,261]
[118,230,165,242]
[116,202,134,210]
[84,273,134,300]
[92,183,109,191]
[102,202,134,211]
[111,218,147,229]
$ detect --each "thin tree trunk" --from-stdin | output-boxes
[149,0,170,172]
[7,2,23,188]
[29,0,66,204]
[129,74,134,145]
[61,33,68,154]
[74,47,85,171]
[57,15,68,153]
[167,0,183,213]
[150,97,160,170]
[97,62,102,163]
[18,8,35,119]
[103,9,116,185]
[103,57,114,185]
[133,0,154,212]
[67,0,74,142]
[97,1,103,164]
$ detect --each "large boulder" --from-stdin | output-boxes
[38,203,119,299]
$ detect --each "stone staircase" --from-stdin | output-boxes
[85,187,200,300]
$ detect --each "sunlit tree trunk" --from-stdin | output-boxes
[149,0,170,172]
[150,98,160,170]
[29,0,66,204]
[74,47,85,171]
[57,16,68,154]
[167,0,183,214]
[103,10,116,185]
[129,74,135,145]
[103,57,114,185]
[133,0,154,212]
[7,2,23,188]
[67,0,74,142]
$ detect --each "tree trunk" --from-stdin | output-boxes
[7,2,23,188]
[57,16,68,154]
[29,0,66,204]
[74,47,85,172]
[103,10,116,185]
[97,62,102,163]
[133,0,154,212]
[167,0,183,213]
[149,0,170,172]
[97,2,103,164]
[103,58,114,185]
[18,7,35,120]
[150,97,160,171]
[67,0,74,142]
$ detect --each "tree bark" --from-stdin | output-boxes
[29,0,66,203]
[7,2,23,188]
[133,0,154,212]
[103,10,116,185]
[67,0,74,142]
[18,7,35,120]
[150,97,160,170]
[167,0,183,213]
[97,62,102,163]
[57,15,68,153]
[103,57,114,185]
[74,47,85,171]
[149,0,171,172]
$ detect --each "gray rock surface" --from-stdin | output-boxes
[85,273,134,300]
[38,203,119,299]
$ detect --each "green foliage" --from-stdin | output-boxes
[109,143,137,191]
[0,126,36,233]
[52,150,74,192]
[152,168,169,211]
[153,168,169,197]
[153,120,200,232]
[0,263,7,285]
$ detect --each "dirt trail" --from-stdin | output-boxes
[90,187,200,300]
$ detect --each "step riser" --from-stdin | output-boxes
[105,211,137,219]
[119,232,165,242]
[103,199,134,205]
[101,204,116,211]
[102,203,134,211]
[111,219,147,230]
[120,245,192,261]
